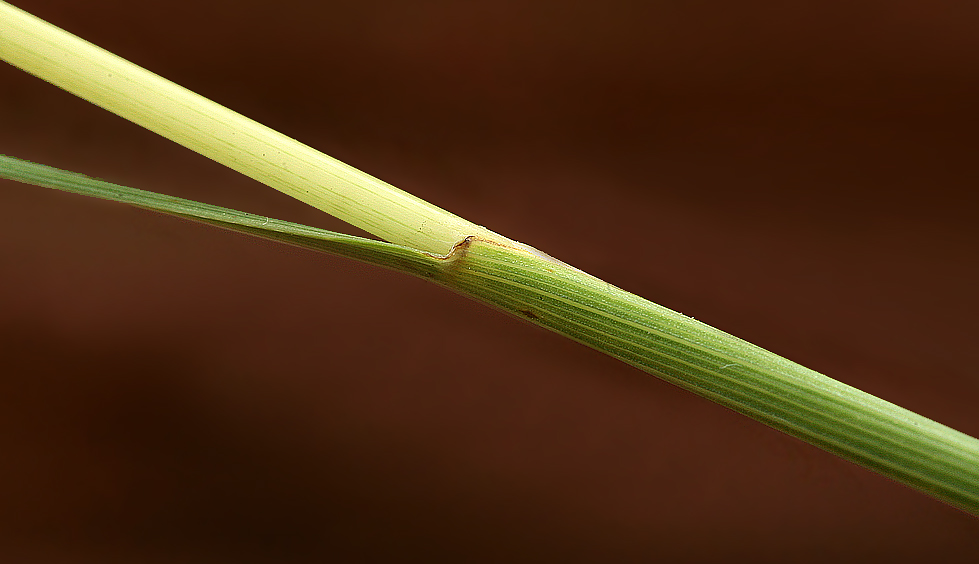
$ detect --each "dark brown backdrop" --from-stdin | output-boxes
[2,1,978,562]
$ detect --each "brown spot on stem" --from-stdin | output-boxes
[425,235,475,261]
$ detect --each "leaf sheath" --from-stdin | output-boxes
[4,154,977,514]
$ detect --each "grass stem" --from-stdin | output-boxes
[0,0,502,255]
[2,1,978,516]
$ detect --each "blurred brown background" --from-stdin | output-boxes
[2,0,978,562]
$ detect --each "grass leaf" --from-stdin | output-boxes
[4,153,978,515]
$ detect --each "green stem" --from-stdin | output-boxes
[447,239,979,514]
[3,0,979,515]
[4,154,978,514]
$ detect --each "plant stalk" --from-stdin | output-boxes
[2,0,978,516]
[0,0,503,256]
[3,155,978,514]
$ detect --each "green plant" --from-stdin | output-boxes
[2,0,977,525]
